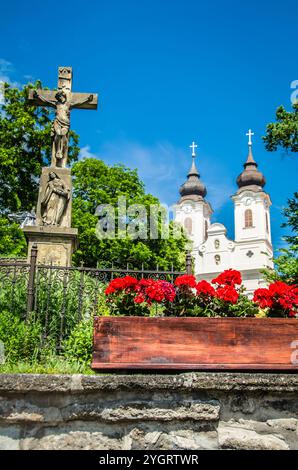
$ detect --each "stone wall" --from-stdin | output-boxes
[0,373,297,450]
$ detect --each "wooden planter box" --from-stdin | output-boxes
[92,316,298,371]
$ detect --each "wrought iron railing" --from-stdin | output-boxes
[0,244,190,351]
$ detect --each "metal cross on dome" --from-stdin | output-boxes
[189,141,198,157]
[246,129,254,146]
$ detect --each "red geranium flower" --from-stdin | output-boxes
[215,285,239,304]
[253,288,273,309]
[175,275,197,288]
[105,277,126,295]
[134,278,176,305]
[134,292,146,304]
[212,269,242,287]
[196,280,216,297]
[253,281,298,317]
[122,276,139,289]
[105,276,138,295]
[145,280,176,303]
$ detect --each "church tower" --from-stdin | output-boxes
[174,142,212,270]
[232,130,273,291]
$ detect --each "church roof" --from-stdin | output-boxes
[179,143,207,202]
[236,131,266,192]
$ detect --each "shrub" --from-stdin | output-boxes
[62,318,93,364]
[0,310,44,363]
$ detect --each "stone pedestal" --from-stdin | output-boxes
[23,226,78,266]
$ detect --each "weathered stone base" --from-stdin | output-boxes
[0,373,297,450]
[23,226,78,266]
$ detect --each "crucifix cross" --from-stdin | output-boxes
[189,141,198,157]
[246,129,254,146]
[28,66,98,168]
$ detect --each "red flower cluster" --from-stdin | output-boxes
[174,270,241,304]
[254,281,298,317]
[195,280,216,297]
[212,269,242,287]
[105,276,176,305]
[215,285,239,304]
[105,271,298,315]
[136,279,176,305]
[174,275,197,288]
[105,275,138,295]
[253,288,272,309]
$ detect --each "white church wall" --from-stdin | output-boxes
[233,241,273,272]
[233,191,272,244]
[196,223,235,274]
[174,199,212,249]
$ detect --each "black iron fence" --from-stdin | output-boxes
[0,245,190,351]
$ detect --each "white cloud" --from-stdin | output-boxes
[78,139,235,210]
[0,59,12,74]
[78,145,96,160]
[0,59,19,104]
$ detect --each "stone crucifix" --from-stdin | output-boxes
[28,66,98,167]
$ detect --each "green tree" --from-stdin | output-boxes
[264,103,298,153]
[72,158,187,269]
[263,104,298,283]
[265,193,298,285]
[0,217,27,257]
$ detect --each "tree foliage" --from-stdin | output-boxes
[263,103,298,153]
[72,158,187,269]
[266,193,298,285]
[263,105,298,283]
[0,217,27,257]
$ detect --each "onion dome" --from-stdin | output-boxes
[236,130,266,192]
[179,142,207,201]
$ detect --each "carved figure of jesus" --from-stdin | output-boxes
[33,90,93,167]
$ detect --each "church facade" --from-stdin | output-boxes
[174,133,274,297]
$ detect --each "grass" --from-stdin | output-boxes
[0,356,96,375]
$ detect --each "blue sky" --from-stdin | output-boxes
[1,0,297,251]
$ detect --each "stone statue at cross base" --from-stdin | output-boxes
[41,171,70,226]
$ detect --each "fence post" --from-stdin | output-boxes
[186,250,192,275]
[26,243,38,316]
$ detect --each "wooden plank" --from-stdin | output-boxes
[92,317,298,371]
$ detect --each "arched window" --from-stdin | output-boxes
[184,217,192,235]
[244,209,253,228]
